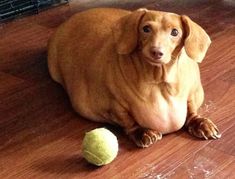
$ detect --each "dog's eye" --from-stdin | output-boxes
[171,28,179,36]
[143,25,151,33]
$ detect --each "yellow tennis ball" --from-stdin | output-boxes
[82,128,118,166]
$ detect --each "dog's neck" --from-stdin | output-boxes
[116,52,181,98]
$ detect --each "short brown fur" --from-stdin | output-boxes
[48,8,220,147]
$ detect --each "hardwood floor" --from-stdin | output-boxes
[0,0,234,178]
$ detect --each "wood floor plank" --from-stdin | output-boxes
[163,146,234,179]
[211,160,235,179]
[209,124,235,156]
[0,72,27,97]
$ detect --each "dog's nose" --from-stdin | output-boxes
[150,47,163,59]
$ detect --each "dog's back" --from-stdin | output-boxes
[48,8,131,121]
[48,8,127,84]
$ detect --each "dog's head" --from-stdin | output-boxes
[112,9,211,65]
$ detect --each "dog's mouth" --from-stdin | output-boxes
[145,56,163,66]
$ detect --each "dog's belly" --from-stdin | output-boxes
[133,95,187,134]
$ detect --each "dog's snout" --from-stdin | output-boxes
[150,47,164,60]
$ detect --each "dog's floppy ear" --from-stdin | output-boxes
[112,9,147,55]
[181,15,211,63]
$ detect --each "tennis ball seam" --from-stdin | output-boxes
[83,150,104,165]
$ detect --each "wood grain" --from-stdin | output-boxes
[0,0,234,178]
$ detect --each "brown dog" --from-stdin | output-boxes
[48,8,221,147]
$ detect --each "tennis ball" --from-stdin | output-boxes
[82,128,118,166]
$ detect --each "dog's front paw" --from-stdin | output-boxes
[187,117,221,140]
[129,128,162,148]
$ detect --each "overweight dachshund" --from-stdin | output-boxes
[48,8,221,147]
